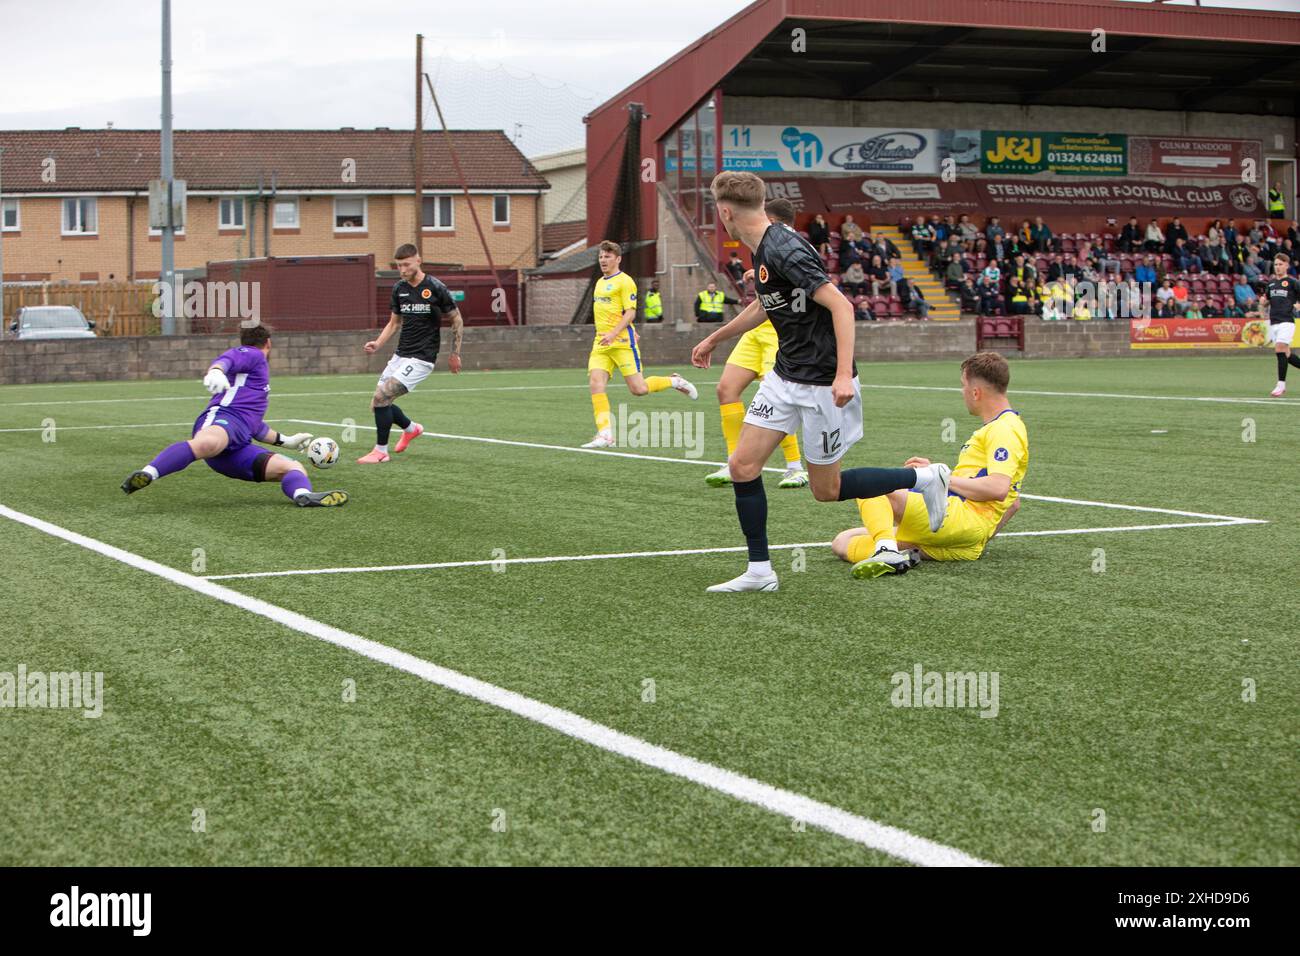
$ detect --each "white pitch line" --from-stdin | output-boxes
[0,503,992,868]
[204,518,1260,581]
[0,418,300,434]
[0,383,603,408]
[860,383,1300,408]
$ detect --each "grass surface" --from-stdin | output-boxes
[0,355,1295,865]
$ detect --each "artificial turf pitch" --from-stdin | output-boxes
[0,355,1295,866]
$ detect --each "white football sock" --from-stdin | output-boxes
[403,424,419,433]
[143,465,159,479]
[375,444,389,454]
[786,459,803,472]
[877,538,899,552]
[292,487,310,499]
[748,560,774,576]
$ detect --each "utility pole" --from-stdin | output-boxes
[414,34,424,258]
[0,146,7,329]
[160,0,176,335]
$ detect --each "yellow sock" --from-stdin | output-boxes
[846,534,879,563]
[645,375,673,393]
[719,402,745,456]
[591,393,611,432]
[780,432,801,467]
[857,496,897,547]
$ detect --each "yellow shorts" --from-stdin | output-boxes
[588,337,643,378]
[726,322,779,377]
[897,493,997,562]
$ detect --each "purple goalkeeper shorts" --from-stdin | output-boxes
[193,408,272,482]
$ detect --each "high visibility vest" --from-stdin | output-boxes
[697,290,726,315]
[644,291,663,318]
[1268,189,1285,214]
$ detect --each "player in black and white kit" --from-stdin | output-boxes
[1264,252,1300,397]
[357,243,465,462]
[691,171,953,592]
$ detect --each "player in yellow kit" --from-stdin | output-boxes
[831,351,1028,577]
[582,240,697,448]
[704,199,809,489]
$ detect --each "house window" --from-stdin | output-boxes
[220,198,245,229]
[62,197,98,234]
[334,196,366,231]
[422,195,453,230]
[273,198,299,228]
[1,199,17,231]
[493,194,510,225]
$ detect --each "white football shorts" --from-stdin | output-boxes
[742,372,863,465]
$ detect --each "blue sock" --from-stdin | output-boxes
[837,467,916,502]
[732,477,769,562]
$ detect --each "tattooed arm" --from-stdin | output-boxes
[447,308,464,373]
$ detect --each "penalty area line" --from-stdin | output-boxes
[0,502,992,868]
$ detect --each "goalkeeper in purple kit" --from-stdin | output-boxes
[120,325,347,507]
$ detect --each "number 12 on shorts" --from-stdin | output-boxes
[821,428,841,456]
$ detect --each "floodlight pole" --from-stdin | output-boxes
[160,0,176,335]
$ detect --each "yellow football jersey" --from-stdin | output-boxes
[953,409,1029,523]
[593,271,638,343]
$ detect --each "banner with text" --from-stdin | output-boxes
[724,125,982,175]
[1128,136,1262,180]
[981,131,1127,176]
[1130,317,1270,350]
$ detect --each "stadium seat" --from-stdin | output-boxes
[1061,238,1076,253]
[888,300,903,316]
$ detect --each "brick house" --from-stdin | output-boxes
[0,128,550,283]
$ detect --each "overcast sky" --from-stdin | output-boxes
[0,0,1293,156]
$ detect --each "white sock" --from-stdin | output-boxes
[748,560,774,577]
[404,423,419,433]
[1277,381,1286,389]
[786,459,802,472]
[375,444,389,454]
[143,465,159,479]
[912,464,933,490]
[876,538,899,553]
[292,487,310,499]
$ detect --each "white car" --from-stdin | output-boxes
[9,305,97,340]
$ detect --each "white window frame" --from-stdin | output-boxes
[61,197,98,235]
[333,195,367,232]
[273,197,300,229]
[1,198,19,231]
[492,194,510,226]
[219,197,245,229]
[423,195,454,231]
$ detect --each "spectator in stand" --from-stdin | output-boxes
[1120,277,1147,319]
[1040,280,1068,321]
[1288,219,1300,245]
[959,276,980,313]
[1094,277,1118,320]
[957,214,979,249]
[1247,220,1265,248]
[986,216,1005,245]
[911,217,936,257]
[1030,216,1054,254]
[1072,294,1092,320]
[726,251,746,286]
[867,254,890,296]
[1184,299,1204,320]
[871,232,900,262]
[1200,235,1228,275]
[1144,218,1165,253]
[887,257,905,297]
[840,214,864,244]
[941,215,958,243]
[1170,237,1195,273]
[694,280,739,322]
[854,299,876,322]
[1119,215,1142,253]
[1171,279,1190,313]
[1135,255,1158,287]
[1048,253,1081,283]
[807,214,831,256]
[945,254,967,289]
[838,237,861,269]
[1164,216,1189,254]
[1224,220,1240,259]
[907,283,929,319]
[1158,296,1179,318]
[977,275,1000,316]
[988,232,1011,264]
[1076,241,1101,280]
[1240,246,1263,287]
[982,260,1002,286]
[1008,278,1030,315]
[1233,274,1258,312]
[1156,278,1176,312]
[1017,218,1034,253]
[1206,219,1224,255]
[841,261,869,298]
[1009,252,1037,291]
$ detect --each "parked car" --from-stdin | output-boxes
[9,305,97,340]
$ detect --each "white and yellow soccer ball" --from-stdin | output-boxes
[307,436,340,469]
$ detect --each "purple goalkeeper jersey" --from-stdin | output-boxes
[204,346,270,434]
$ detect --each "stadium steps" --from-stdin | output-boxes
[874,225,962,320]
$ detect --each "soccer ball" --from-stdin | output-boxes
[307,437,340,469]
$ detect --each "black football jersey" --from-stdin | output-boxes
[1263,275,1299,325]
[391,274,457,362]
[752,223,856,386]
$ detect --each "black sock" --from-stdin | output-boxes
[374,405,394,446]
[1289,353,1300,370]
[390,403,411,430]
[837,466,917,502]
[732,477,769,563]
[1277,352,1289,382]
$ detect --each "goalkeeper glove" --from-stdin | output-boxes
[275,432,313,450]
[203,367,231,395]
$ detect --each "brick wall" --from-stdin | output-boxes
[0,319,1259,386]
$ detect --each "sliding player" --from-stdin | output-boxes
[358,243,465,463]
[704,197,807,490]
[1264,252,1300,397]
[582,240,697,448]
[692,171,951,592]
[832,352,1027,577]
[120,324,347,507]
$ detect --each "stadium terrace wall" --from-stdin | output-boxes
[0,321,1257,386]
